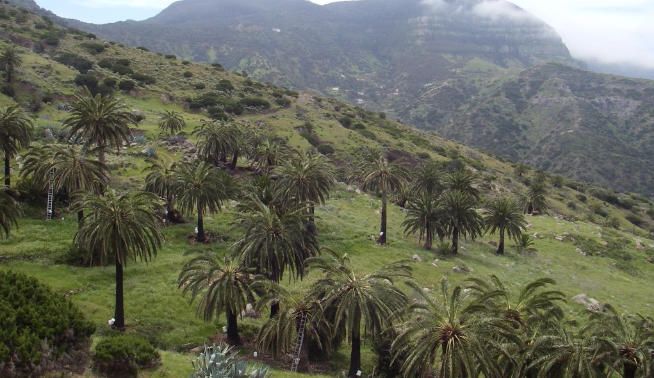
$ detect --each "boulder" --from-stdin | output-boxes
[452,265,470,274]
[412,254,422,262]
[572,294,602,312]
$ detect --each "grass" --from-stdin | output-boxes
[3,184,654,377]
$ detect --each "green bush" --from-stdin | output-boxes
[625,213,644,227]
[93,334,160,377]
[239,97,271,111]
[74,73,99,92]
[274,97,291,107]
[119,80,136,91]
[190,344,268,378]
[80,41,105,54]
[0,271,95,375]
[338,116,353,128]
[130,72,156,85]
[317,144,335,155]
[215,79,234,92]
[54,52,93,73]
[183,71,193,78]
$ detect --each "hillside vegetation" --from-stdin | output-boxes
[1,2,654,377]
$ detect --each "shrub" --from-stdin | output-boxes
[74,73,99,92]
[239,97,271,110]
[566,201,577,210]
[54,52,93,73]
[130,72,156,85]
[275,97,291,107]
[80,41,105,54]
[119,80,136,91]
[164,54,176,60]
[194,83,206,90]
[137,46,149,52]
[317,144,335,155]
[190,344,268,378]
[207,106,229,121]
[103,77,117,88]
[338,116,353,128]
[0,271,95,375]
[93,334,160,377]
[215,79,234,92]
[111,63,134,76]
[41,31,61,46]
[625,213,644,227]
[183,71,193,78]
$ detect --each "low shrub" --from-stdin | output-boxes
[190,344,268,378]
[54,52,93,73]
[239,97,271,111]
[74,73,99,93]
[80,42,105,54]
[118,80,136,91]
[93,334,160,377]
[0,271,95,376]
[130,72,156,85]
[183,71,193,78]
[317,144,335,155]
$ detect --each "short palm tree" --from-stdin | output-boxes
[63,89,134,169]
[0,46,22,84]
[22,145,107,224]
[0,188,20,238]
[586,305,654,378]
[444,169,480,200]
[528,328,603,377]
[307,250,411,377]
[252,137,288,173]
[175,160,235,242]
[275,151,335,218]
[392,279,509,378]
[359,153,407,245]
[525,181,548,215]
[74,191,162,330]
[412,160,444,197]
[0,105,33,187]
[233,195,319,287]
[144,159,179,223]
[158,110,186,136]
[194,120,236,166]
[440,190,483,254]
[484,197,527,255]
[402,193,445,250]
[178,255,257,346]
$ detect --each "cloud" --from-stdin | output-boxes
[472,1,536,22]
[72,0,177,9]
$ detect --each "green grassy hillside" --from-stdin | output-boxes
[1,3,654,377]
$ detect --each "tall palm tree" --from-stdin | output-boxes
[63,89,134,169]
[359,153,407,245]
[412,160,444,197]
[441,190,483,254]
[0,46,22,84]
[525,181,548,215]
[307,250,411,377]
[158,110,186,136]
[178,255,257,346]
[275,151,335,218]
[484,197,527,255]
[587,305,654,378]
[402,193,445,250]
[193,120,236,167]
[22,145,107,224]
[392,280,510,378]
[0,188,20,238]
[175,160,235,242]
[144,159,179,223]
[444,169,480,200]
[0,105,33,187]
[74,191,162,330]
[233,195,319,296]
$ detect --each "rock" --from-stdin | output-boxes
[635,239,644,250]
[355,189,362,194]
[431,259,439,267]
[576,248,586,256]
[452,265,470,274]
[555,236,564,241]
[572,294,603,312]
[422,287,431,293]
[412,254,422,262]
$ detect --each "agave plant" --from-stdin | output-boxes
[190,344,269,378]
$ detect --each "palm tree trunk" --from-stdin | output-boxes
[497,227,505,255]
[451,227,459,255]
[6,67,12,84]
[196,206,205,242]
[226,309,241,346]
[378,190,387,245]
[624,362,637,378]
[270,301,280,319]
[230,150,238,170]
[114,261,125,330]
[424,228,433,250]
[348,309,362,377]
[77,210,84,228]
[4,154,9,188]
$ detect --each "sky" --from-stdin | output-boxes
[34,0,654,70]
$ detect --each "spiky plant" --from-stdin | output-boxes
[158,110,186,136]
[440,190,483,254]
[402,193,445,250]
[444,169,480,200]
[0,188,19,238]
[0,46,22,84]
[0,105,33,187]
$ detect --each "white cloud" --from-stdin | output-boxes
[472,1,536,22]
[73,0,177,9]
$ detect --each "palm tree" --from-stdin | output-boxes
[158,110,186,136]
[359,153,407,245]
[74,191,162,330]
[275,151,335,218]
[392,279,509,378]
[307,250,411,377]
[63,89,134,169]
[233,195,319,298]
[484,197,527,255]
[22,145,107,225]
[528,328,604,378]
[0,188,20,238]
[0,46,22,84]
[402,193,445,250]
[0,105,33,187]
[252,136,288,173]
[444,169,480,200]
[587,305,654,378]
[193,120,236,167]
[178,255,257,346]
[175,160,235,242]
[144,159,180,223]
[440,190,483,254]
[525,181,548,215]
[412,160,444,197]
